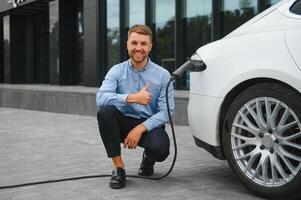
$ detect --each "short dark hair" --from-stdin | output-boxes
[128,24,152,41]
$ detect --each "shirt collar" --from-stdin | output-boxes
[128,58,151,72]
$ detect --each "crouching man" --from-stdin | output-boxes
[96,24,174,189]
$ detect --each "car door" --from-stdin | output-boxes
[280,0,301,70]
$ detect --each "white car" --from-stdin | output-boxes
[187,0,301,199]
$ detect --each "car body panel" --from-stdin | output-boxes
[226,0,301,38]
[188,93,223,146]
[285,30,301,70]
[191,31,301,98]
[188,0,301,148]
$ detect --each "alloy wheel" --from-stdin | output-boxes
[231,97,301,187]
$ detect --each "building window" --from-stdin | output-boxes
[107,0,120,69]
[267,0,281,6]
[184,0,212,57]
[3,16,10,83]
[182,0,213,89]
[154,0,175,76]
[78,0,84,84]
[129,0,145,27]
[221,0,258,37]
[49,0,59,84]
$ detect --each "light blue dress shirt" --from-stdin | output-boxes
[96,59,174,131]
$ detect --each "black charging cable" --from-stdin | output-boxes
[0,78,177,190]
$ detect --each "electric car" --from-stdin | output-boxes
[187,0,301,199]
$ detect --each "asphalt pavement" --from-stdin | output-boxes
[0,107,265,200]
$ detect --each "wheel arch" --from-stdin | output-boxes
[218,77,301,158]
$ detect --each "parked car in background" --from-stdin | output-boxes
[187,0,301,199]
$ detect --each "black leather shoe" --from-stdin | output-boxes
[138,152,155,176]
[110,167,126,189]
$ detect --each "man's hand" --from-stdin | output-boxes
[124,124,147,149]
[127,84,152,105]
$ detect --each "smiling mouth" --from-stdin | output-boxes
[133,53,144,57]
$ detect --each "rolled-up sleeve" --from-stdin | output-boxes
[96,65,128,108]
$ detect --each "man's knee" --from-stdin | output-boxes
[144,128,170,162]
[97,105,118,121]
[147,143,170,162]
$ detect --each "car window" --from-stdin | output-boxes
[290,0,301,14]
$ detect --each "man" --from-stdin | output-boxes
[96,24,174,189]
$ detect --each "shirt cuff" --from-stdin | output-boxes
[142,119,156,132]
[117,94,128,106]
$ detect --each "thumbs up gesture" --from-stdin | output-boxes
[141,83,151,92]
[137,83,152,105]
[126,84,152,105]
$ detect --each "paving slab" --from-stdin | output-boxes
[0,108,264,200]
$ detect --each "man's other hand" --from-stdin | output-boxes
[124,124,147,149]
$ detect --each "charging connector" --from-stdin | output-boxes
[171,53,207,80]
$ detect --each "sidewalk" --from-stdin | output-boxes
[0,108,263,200]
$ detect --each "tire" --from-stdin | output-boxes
[223,82,301,200]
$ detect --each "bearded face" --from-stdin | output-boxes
[127,32,152,67]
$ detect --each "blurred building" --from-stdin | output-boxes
[0,0,280,89]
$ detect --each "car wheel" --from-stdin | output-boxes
[223,83,301,199]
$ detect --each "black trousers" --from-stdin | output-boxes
[97,105,170,162]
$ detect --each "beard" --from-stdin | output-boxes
[129,50,148,64]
